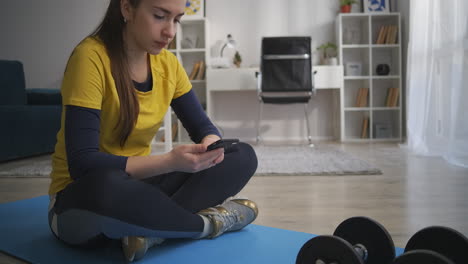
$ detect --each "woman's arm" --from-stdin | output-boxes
[66,105,223,180]
[170,90,225,165]
[65,105,127,179]
[171,90,221,143]
[126,143,223,179]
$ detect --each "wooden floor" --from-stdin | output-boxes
[1,142,468,263]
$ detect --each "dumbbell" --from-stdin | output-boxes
[393,226,468,264]
[296,216,395,264]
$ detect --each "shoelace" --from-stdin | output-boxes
[218,208,241,233]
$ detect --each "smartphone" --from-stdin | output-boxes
[207,139,240,153]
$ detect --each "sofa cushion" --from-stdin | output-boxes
[0,60,27,105]
[0,105,62,161]
[27,89,62,105]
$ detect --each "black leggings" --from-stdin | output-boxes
[48,142,257,247]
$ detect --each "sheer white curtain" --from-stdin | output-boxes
[406,0,468,168]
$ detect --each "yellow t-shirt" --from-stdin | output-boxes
[49,37,191,195]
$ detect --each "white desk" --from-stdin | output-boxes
[206,66,343,141]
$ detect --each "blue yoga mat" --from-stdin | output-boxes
[0,196,403,263]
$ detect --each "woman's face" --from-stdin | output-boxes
[122,0,185,55]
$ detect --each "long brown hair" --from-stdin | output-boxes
[91,0,142,147]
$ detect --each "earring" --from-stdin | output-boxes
[124,18,127,23]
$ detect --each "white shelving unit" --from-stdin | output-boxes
[167,17,208,143]
[337,13,402,142]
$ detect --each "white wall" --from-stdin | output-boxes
[205,0,411,141]
[0,0,109,89]
[206,0,355,141]
[0,0,410,141]
[206,0,410,68]
[206,0,340,67]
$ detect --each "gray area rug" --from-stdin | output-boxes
[0,144,381,177]
[253,145,381,176]
[0,155,52,177]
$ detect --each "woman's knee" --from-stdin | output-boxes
[57,168,129,213]
[241,143,258,175]
[234,142,258,178]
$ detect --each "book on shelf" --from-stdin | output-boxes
[385,88,393,106]
[385,87,399,107]
[188,61,201,80]
[390,87,399,106]
[188,61,206,81]
[355,88,369,107]
[355,89,362,107]
[195,60,205,80]
[386,25,398,44]
[361,117,369,139]
[376,25,388,44]
[376,25,398,44]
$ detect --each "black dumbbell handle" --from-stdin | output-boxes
[353,243,369,261]
[315,244,369,264]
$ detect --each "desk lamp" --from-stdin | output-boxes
[220,34,237,57]
[212,34,236,68]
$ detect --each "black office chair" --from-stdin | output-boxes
[256,36,315,146]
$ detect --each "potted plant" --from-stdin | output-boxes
[340,0,357,13]
[233,51,242,68]
[317,42,338,65]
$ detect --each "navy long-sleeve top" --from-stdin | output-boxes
[65,75,220,179]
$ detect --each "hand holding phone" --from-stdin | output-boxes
[207,139,240,153]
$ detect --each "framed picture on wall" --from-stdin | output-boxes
[184,0,205,19]
[363,0,390,13]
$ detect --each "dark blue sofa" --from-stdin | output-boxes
[0,60,62,162]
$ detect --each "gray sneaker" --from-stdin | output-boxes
[121,236,164,262]
[198,198,259,238]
